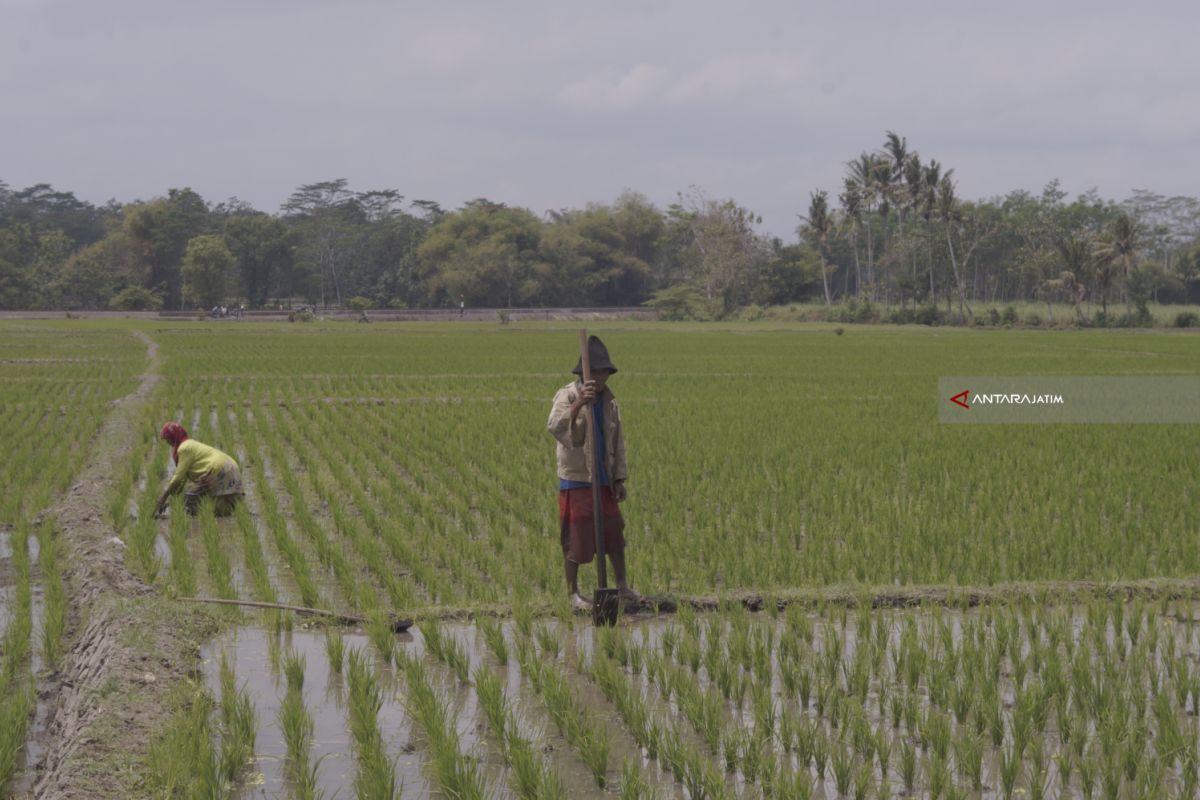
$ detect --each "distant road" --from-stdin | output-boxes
[0,307,659,322]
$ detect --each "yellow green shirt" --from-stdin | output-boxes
[167,440,236,495]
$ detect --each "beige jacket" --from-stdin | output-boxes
[547,380,628,485]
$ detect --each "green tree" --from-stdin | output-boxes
[0,184,105,248]
[358,205,433,307]
[182,234,236,308]
[1095,213,1141,316]
[56,239,117,309]
[123,188,211,309]
[677,188,767,313]
[0,223,36,308]
[548,204,654,305]
[223,214,293,308]
[753,243,821,305]
[800,190,834,306]
[282,180,363,307]
[417,200,543,307]
[1055,236,1093,323]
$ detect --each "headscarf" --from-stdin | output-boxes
[160,422,189,465]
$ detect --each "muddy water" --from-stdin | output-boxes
[204,619,683,799]
[203,603,1200,800]
[202,626,432,799]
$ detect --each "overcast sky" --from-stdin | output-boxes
[3,0,1198,238]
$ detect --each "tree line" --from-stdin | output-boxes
[2,133,1198,318]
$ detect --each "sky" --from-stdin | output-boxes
[3,0,1198,238]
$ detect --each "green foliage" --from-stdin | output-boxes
[223,213,292,308]
[346,295,372,312]
[182,234,236,308]
[109,284,164,310]
[753,244,821,305]
[644,285,713,321]
[829,298,879,323]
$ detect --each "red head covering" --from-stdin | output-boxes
[160,422,189,464]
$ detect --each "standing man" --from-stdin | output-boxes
[459,294,465,317]
[547,335,640,611]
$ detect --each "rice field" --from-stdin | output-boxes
[0,323,145,795]
[4,318,1200,797]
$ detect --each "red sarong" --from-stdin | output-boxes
[558,486,625,564]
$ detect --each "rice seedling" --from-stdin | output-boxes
[619,758,659,800]
[830,741,854,796]
[146,692,222,798]
[1078,743,1098,800]
[275,648,321,798]
[998,739,1023,800]
[37,521,67,670]
[473,665,565,799]
[346,648,399,799]
[516,635,611,788]
[217,652,258,784]
[325,627,345,675]
[534,623,561,660]
[165,494,196,596]
[898,738,916,793]
[196,501,237,601]
[367,614,396,663]
[874,727,891,781]
[478,615,508,665]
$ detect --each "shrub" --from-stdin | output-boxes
[346,296,372,313]
[830,299,878,324]
[1173,311,1199,328]
[738,304,766,321]
[645,286,713,321]
[109,286,164,311]
[1001,306,1019,325]
[1024,312,1043,328]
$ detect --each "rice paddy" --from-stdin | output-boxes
[3,317,1200,797]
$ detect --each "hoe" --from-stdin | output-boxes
[579,329,620,627]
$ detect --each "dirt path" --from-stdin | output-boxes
[28,330,220,799]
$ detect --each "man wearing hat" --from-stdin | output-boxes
[547,335,640,611]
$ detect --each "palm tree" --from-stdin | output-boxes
[1095,213,1140,316]
[903,153,924,286]
[839,177,864,296]
[937,173,971,321]
[801,190,834,307]
[883,132,919,301]
[918,159,948,300]
[845,152,890,297]
[1056,236,1092,323]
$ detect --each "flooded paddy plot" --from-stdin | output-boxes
[198,598,1200,800]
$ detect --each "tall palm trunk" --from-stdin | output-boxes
[821,254,832,307]
[946,228,971,321]
[850,229,862,297]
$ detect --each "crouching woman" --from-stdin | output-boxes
[155,422,244,517]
